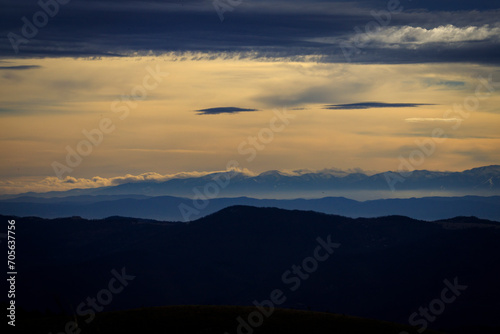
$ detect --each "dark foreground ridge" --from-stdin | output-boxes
[2,206,500,333]
[16,305,445,334]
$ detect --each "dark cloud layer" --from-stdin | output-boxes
[324,102,434,110]
[0,0,499,64]
[196,107,259,115]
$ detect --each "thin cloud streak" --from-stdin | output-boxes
[0,65,41,70]
[325,102,434,110]
[405,118,461,123]
[196,107,259,115]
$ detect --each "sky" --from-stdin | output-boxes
[0,0,499,194]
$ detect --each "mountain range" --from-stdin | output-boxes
[3,165,500,200]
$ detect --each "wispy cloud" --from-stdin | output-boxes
[352,25,500,48]
[325,102,433,110]
[422,78,466,89]
[405,118,461,123]
[196,107,259,115]
[453,147,500,162]
[0,169,256,195]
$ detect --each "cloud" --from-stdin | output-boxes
[1,1,499,64]
[281,167,377,177]
[453,147,500,162]
[355,25,500,48]
[196,107,259,115]
[325,102,434,110]
[256,85,347,107]
[422,78,466,89]
[0,167,384,195]
[405,118,461,123]
[356,130,496,140]
[0,169,256,195]
[0,65,41,70]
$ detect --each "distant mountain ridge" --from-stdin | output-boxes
[2,165,499,200]
[1,195,499,222]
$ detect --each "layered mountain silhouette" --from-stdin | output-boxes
[1,195,499,222]
[5,206,500,333]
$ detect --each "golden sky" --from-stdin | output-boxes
[0,56,499,193]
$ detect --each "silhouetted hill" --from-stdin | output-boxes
[3,207,500,333]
